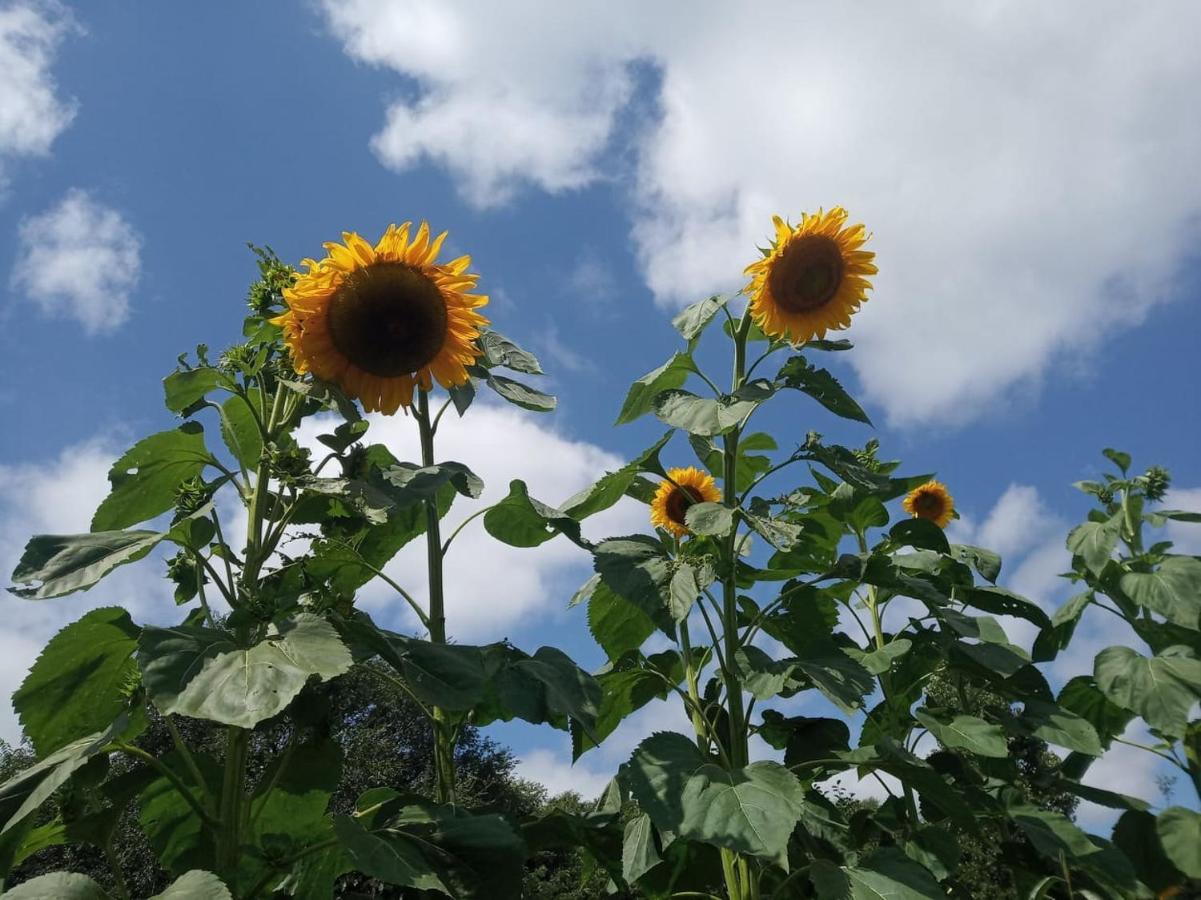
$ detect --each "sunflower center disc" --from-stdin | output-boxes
[770,234,845,313]
[914,492,944,518]
[327,263,449,377]
[666,486,700,526]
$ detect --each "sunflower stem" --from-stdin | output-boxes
[416,388,458,806]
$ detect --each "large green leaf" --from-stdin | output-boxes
[484,646,601,736]
[957,585,1051,629]
[679,761,805,865]
[91,423,211,530]
[380,461,484,503]
[593,536,674,621]
[573,657,678,759]
[561,432,671,519]
[163,366,226,413]
[888,519,950,554]
[138,750,221,874]
[913,710,1008,758]
[478,330,543,375]
[621,732,707,832]
[151,870,233,899]
[653,390,759,436]
[381,634,489,711]
[1018,699,1104,756]
[1120,557,1201,629]
[588,579,657,660]
[1094,645,1201,737]
[672,294,730,342]
[616,353,693,425]
[794,647,874,713]
[948,544,1002,583]
[14,607,140,756]
[844,846,943,899]
[1066,515,1121,574]
[1157,806,1201,878]
[484,480,585,548]
[1057,676,1134,747]
[622,813,661,884]
[332,815,447,893]
[250,738,341,851]
[218,390,263,469]
[138,614,353,728]
[2,872,110,899]
[484,373,556,412]
[1008,804,1101,860]
[1113,810,1185,893]
[0,717,134,834]
[9,529,163,599]
[776,356,871,424]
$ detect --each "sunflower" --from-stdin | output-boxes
[272,222,488,415]
[743,207,877,344]
[902,480,955,529]
[651,467,722,538]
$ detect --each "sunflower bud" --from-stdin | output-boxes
[1142,465,1171,502]
[173,476,212,519]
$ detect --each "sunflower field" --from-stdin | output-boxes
[2,211,1199,900]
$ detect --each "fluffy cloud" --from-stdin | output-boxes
[322,0,1201,425]
[297,402,645,641]
[11,189,143,334]
[0,0,77,183]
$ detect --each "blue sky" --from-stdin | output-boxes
[0,1,1198,818]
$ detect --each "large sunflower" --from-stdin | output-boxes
[743,207,877,344]
[651,467,722,538]
[902,480,955,529]
[273,222,488,414]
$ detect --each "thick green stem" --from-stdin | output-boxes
[678,620,711,755]
[217,727,250,884]
[416,389,458,806]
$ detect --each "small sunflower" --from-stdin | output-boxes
[651,467,722,538]
[902,480,955,529]
[272,222,488,414]
[743,207,877,344]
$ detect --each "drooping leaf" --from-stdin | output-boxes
[1093,645,1201,737]
[1120,557,1201,629]
[845,846,944,899]
[672,294,730,342]
[479,330,543,375]
[2,872,110,899]
[562,431,671,518]
[1057,676,1133,749]
[480,645,601,737]
[593,536,674,621]
[616,353,694,426]
[163,366,226,414]
[332,815,447,893]
[1113,809,1185,893]
[9,529,163,600]
[956,585,1051,629]
[588,579,657,659]
[679,761,805,866]
[14,607,140,756]
[621,732,707,833]
[380,461,484,503]
[1067,515,1121,574]
[654,390,759,437]
[622,813,661,885]
[794,646,875,713]
[138,614,353,728]
[484,374,556,411]
[150,870,233,899]
[948,544,1002,583]
[572,654,679,759]
[1157,806,1201,878]
[888,519,950,554]
[684,502,734,537]
[914,710,1009,758]
[1018,699,1104,756]
[91,423,211,531]
[1007,804,1101,860]
[776,356,872,424]
[484,480,586,548]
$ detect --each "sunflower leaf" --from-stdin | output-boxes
[478,330,544,375]
[9,529,163,600]
[91,423,212,531]
[776,356,871,424]
[672,294,731,343]
[561,431,672,518]
[484,479,588,548]
[485,374,556,412]
[616,352,694,425]
[653,390,758,436]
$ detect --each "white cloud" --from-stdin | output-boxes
[536,322,597,376]
[0,0,77,183]
[976,485,1059,562]
[515,747,612,801]
[323,0,1201,426]
[11,189,143,334]
[297,402,645,641]
[1076,722,1176,831]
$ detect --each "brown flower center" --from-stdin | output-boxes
[665,486,700,525]
[913,491,946,519]
[327,263,448,377]
[769,234,845,313]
